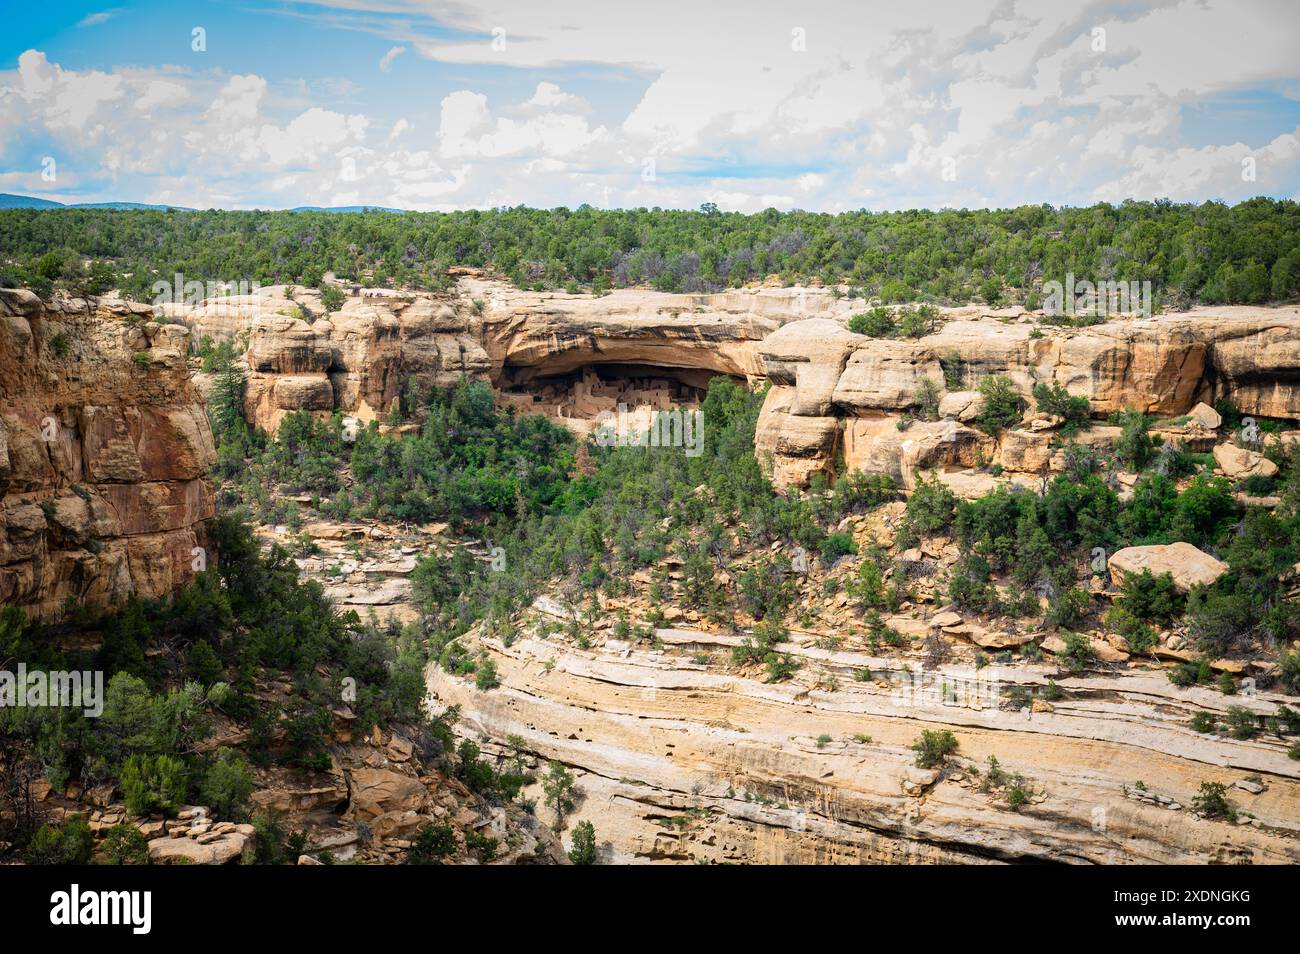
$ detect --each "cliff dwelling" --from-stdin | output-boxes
[495,362,728,438]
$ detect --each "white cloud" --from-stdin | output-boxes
[525,82,587,112]
[136,79,188,113]
[76,10,115,28]
[3,1,1300,210]
[207,74,265,125]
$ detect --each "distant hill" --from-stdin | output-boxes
[0,193,196,211]
[0,193,64,209]
[286,205,405,213]
[0,193,405,213]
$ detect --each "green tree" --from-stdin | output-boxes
[568,819,597,864]
[202,747,255,821]
[542,760,578,830]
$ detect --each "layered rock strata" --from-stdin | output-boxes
[0,290,215,621]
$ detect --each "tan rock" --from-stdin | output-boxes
[1108,542,1228,593]
[998,429,1052,473]
[148,833,250,865]
[349,768,428,819]
[1213,442,1278,480]
[1189,402,1222,429]
[0,292,215,621]
[938,390,982,422]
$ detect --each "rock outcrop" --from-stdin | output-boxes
[756,305,1300,488]
[428,626,1300,865]
[175,287,488,432]
[0,290,215,621]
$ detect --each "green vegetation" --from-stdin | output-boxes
[100,824,150,865]
[1191,781,1237,821]
[24,816,93,866]
[911,729,959,768]
[0,200,1297,305]
[542,761,578,831]
[568,820,597,865]
[1032,381,1090,434]
[0,512,446,861]
[974,376,1025,435]
[409,823,458,864]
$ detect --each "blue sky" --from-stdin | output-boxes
[2,0,1299,211]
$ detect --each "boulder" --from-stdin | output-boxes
[1108,542,1228,593]
[1213,442,1278,480]
[1189,402,1222,429]
[938,390,982,422]
[148,832,251,865]
[998,429,1052,473]
[349,768,428,819]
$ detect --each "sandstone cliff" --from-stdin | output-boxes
[428,627,1300,865]
[170,287,489,432]
[755,304,1300,489]
[0,290,215,621]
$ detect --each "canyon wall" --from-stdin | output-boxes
[755,305,1300,489]
[426,609,1300,865]
[170,282,1300,496]
[0,289,215,621]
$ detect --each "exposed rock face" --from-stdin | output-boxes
[173,278,826,433]
[756,305,1300,488]
[429,629,1300,864]
[468,277,778,382]
[0,290,215,621]
[175,288,488,432]
[1108,542,1229,593]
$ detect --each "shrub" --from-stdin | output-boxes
[1189,711,1217,733]
[904,472,958,537]
[1224,706,1259,740]
[911,729,958,768]
[1056,631,1095,674]
[914,378,941,421]
[1191,781,1236,821]
[1113,409,1153,470]
[409,823,458,864]
[828,470,897,517]
[1032,381,1090,432]
[1045,586,1090,631]
[121,754,188,818]
[898,303,940,338]
[1172,475,1237,546]
[1108,569,1182,632]
[475,657,500,691]
[250,812,308,865]
[100,824,150,865]
[25,816,93,865]
[1186,584,1255,659]
[848,306,895,336]
[974,376,1024,434]
[465,829,498,862]
[202,747,255,821]
[320,284,345,313]
[820,532,857,564]
[1280,649,1300,695]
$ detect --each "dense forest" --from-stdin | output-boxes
[2,198,1299,306]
